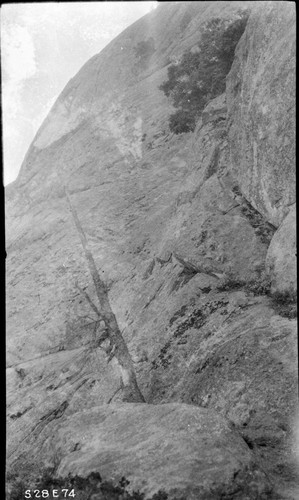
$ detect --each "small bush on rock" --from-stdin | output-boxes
[159,10,249,133]
[216,271,244,292]
[216,271,297,319]
[243,272,272,296]
[216,271,271,296]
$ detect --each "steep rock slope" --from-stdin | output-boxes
[6,2,297,499]
[226,1,296,227]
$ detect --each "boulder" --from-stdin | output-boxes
[52,402,270,499]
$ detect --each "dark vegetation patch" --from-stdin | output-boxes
[7,464,274,499]
[159,11,249,133]
[270,290,297,319]
[216,270,272,296]
[173,309,206,338]
[152,340,173,369]
[7,467,185,500]
[152,300,229,370]
[239,202,276,245]
[216,271,297,318]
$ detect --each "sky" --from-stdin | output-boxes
[1,2,158,185]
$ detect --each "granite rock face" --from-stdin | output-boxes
[6,2,297,499]
[21,403,272,499]
[226,1,296,228]
[266,204,297,294]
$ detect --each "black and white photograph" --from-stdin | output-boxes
[3,1,297,499]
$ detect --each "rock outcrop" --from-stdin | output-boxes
[18,403,272,499]
[226,1,296,227]
[6,2,297,499]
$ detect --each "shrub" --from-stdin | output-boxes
[160,10,250,133]
[216,271,297,319]
[216,270,271,296]
[243,272,271,296]
[216,271,245,292]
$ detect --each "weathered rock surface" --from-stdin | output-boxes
[226,1,296,228]
[5,2,297,499]
[266,204,297,294]
[17,402,272,499]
